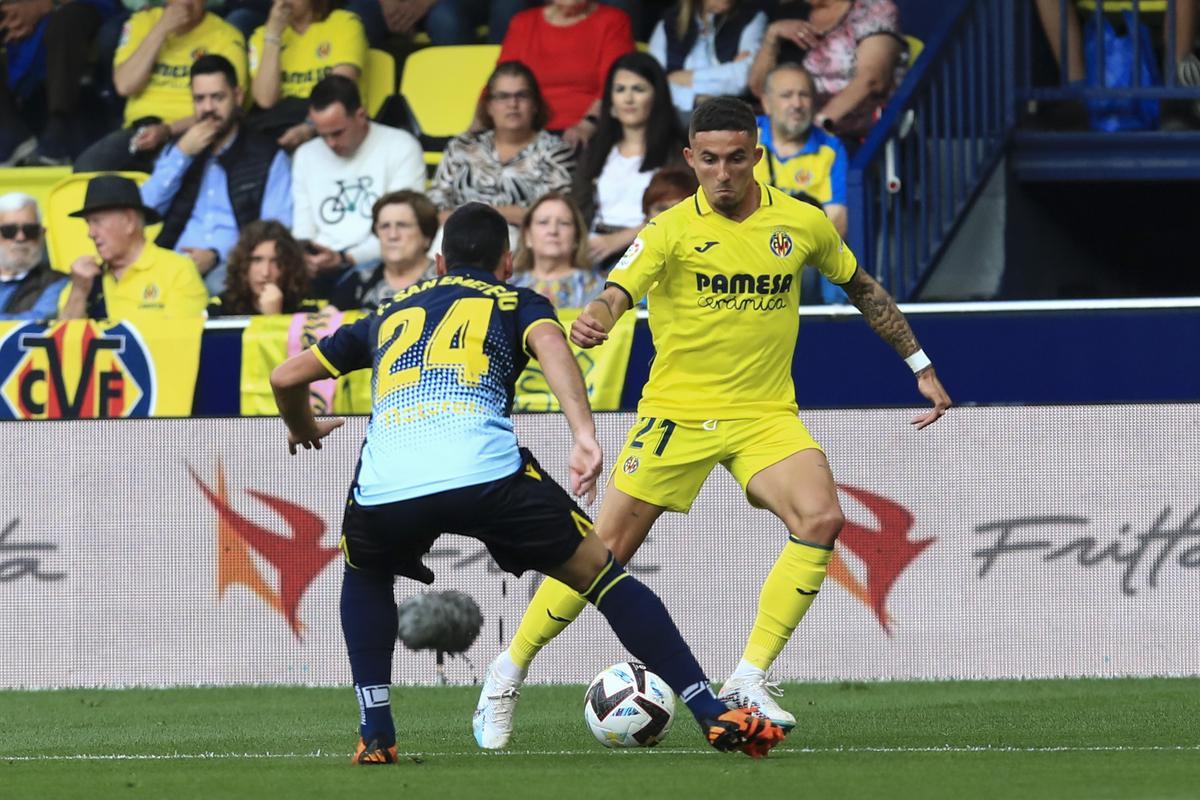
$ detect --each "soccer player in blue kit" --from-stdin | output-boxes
[269,203,786,763]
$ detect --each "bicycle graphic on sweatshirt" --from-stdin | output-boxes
[319,177,378,225]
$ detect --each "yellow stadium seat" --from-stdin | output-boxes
[0,166,71,222]
[44,172,159,273]
[400,44,500,140]
[365,48,396,117]
[411,25,489,46]
[905,34,925,67]
[1077,1,1168,11]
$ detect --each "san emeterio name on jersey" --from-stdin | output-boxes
[694,272,793,312]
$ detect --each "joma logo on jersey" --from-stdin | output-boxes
[695,273,794,295]
[0,321,154,419]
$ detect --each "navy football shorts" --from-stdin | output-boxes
[339,448,593,582]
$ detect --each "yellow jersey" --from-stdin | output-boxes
[116,10,248,126]
[606,183,857,419]
[248,10,367,102]
[60,243,209,321]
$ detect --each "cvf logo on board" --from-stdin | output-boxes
[0,321,154,419]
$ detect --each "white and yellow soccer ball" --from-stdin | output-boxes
[583,662,675,748]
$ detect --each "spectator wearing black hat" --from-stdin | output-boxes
[59,174,209,321]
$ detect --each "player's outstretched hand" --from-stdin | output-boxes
[287,417,345,454]
[911,368,951,430]
[570,312,610,349]
[569,434,604,505]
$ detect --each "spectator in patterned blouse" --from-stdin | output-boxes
[427,61,575,229]
[508,192,603,309]
[748,0,907,140]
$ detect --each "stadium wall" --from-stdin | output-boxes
[3,408,1197,688]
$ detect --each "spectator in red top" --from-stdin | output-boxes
[498,0,635,147]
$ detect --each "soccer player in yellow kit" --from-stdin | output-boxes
[473,96,952,747]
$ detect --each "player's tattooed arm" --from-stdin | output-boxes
[843,268,952,428]
[841,268,921,358]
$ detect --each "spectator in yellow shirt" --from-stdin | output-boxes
[75,0,248,173]
[248,0,367,147]
[60,175,209,321]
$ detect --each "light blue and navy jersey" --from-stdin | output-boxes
[313,267,560,506]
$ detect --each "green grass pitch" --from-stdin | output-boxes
[3,679,1198,799]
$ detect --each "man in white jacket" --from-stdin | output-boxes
[292,75,425,291]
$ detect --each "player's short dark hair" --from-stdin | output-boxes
[689,95,758,140]
[191,54,238,89]
[441,203,510,271]
[309,74,362,114]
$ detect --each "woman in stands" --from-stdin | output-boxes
[647,0,768,120]
[208,220,321,316]
[641,164,700,221]
[571,52,687,271]
[329,190,438,311]
[748,0,907,140]
[509,192,603,309]
[247,0,368,145]
[498,0,636,146]
[428,61,575,228]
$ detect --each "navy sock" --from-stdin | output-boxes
[584,555,727,722]
[340,565,398,745]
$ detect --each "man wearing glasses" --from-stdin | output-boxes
[0,193,65,321]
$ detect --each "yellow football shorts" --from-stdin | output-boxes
[610,414,822,513]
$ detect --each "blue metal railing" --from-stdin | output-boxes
[847,0,1014,301]
[1021,0,1200,103]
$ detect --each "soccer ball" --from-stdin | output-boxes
[583,662,676,748]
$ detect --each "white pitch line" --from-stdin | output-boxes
[3,745,1200,762]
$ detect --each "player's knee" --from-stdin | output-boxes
[790,507,844,546]
[554,535,611,594]
[607,535,639,565]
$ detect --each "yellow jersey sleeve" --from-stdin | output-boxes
[326,10,368,72]
[209,21,249,94]
[114,9,156,69]
[605,216,669,304]
[248,26,264,78]
[808,208,858,285]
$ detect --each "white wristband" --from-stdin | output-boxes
[905,349,932,374]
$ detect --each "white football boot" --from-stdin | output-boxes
[473,657,523,748]
[717,671,797,731]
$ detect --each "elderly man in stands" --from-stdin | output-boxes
[59,175,208,320]
[755,63,848,237]
[291,75,424,295]
[75,0,247,172]
[141,54,292,296]
[755,63,849,304]
[0,194,66,320]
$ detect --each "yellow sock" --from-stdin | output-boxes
[742,537,833,671]
[508,577,588,669]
